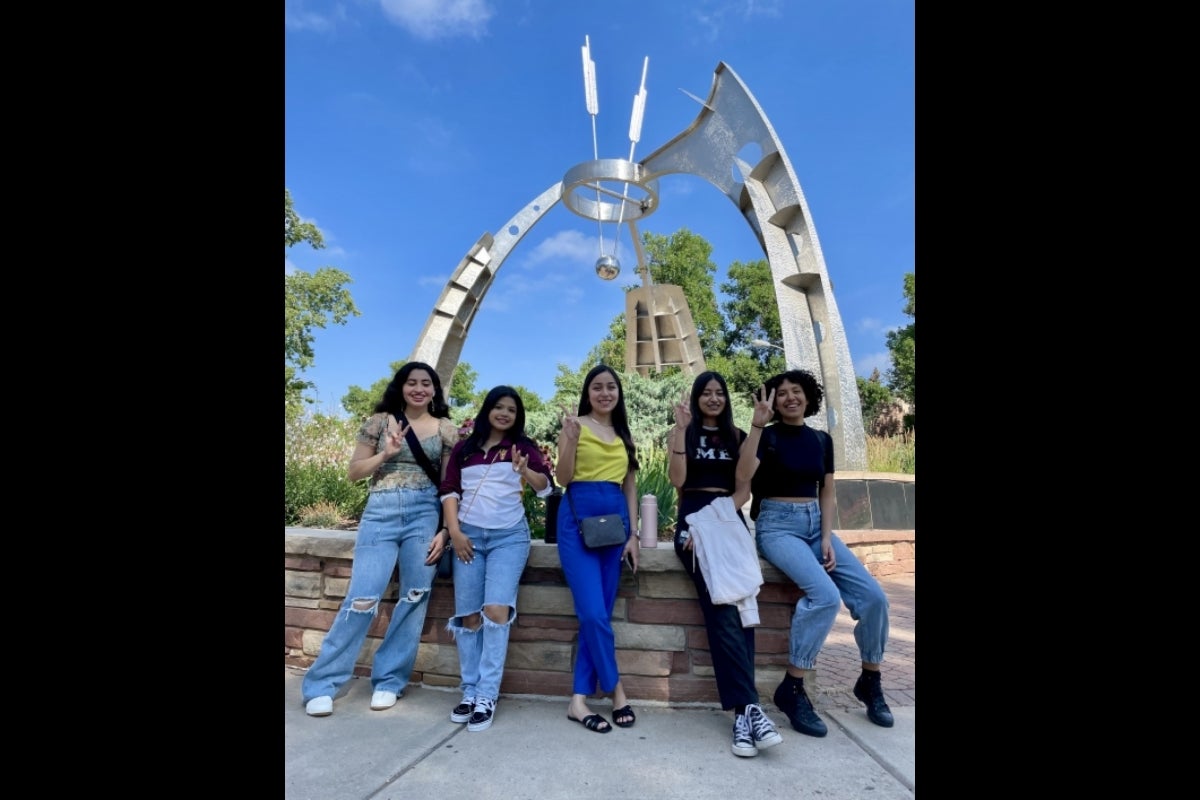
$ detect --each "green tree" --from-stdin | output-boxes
[719,257,785,394]
[721,258,780,350]
[885,272,915,404]
[641,229,727,354]
[449,362,478,408]
[285,189,361,416]
[857,370,895,432]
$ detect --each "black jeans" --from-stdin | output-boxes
[675,491,760,711]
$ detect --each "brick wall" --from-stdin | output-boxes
[285,522,914,706]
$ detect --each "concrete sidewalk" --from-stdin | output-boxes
[285,575,915,800]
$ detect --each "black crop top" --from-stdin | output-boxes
[750,423,834,501]
[680,427,746,491]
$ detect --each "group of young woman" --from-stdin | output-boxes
[299,361,894,757]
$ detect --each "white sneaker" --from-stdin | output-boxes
[306,696,333,717]
[451,697,475,724]
[731,712,758,757]
[747,703,782,749]
[370,690,398,710]
[467,697,496,732]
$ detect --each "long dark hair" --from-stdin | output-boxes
[685,370,741,458]
[457,385,531,464]
[578,364,639,472]
[372,362,451,419]
[765,368,824,420]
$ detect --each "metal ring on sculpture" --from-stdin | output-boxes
[561,158,660,223]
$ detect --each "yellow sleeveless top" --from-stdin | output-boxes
[571,426,628,483]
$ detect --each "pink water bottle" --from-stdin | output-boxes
[639,494,659,548]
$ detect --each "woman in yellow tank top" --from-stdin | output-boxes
[555,364,640,734]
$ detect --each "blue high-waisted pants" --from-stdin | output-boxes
[556,480,629,696]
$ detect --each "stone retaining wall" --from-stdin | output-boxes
[285,475,913,706]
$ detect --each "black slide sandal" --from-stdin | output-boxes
[612,705,636,728]
[567,713,612,733]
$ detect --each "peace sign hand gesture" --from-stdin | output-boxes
[383,416,408,458]
[559,404,581,443]
[673,389,691,429]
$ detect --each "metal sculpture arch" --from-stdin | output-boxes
[409,61,867,470]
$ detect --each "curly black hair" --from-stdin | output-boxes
[764,369,824,420]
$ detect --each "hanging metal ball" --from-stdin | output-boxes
[595,255,620,280]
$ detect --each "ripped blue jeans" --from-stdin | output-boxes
[447,520,531,703]
[301,485,441,703]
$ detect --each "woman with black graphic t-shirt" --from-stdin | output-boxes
[668,371,782,759]
[737,369,893,740]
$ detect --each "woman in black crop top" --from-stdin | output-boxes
[737,369,894,738]
[667,371,782,758]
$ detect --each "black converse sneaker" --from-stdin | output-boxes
[746,703,782,749]
[853,671,895,728]
[467,697,496,732]
[731,712,758,757]
[451,696,475,724]
[773,676,827,737]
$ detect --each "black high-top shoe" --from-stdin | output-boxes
[853,671,895,728]
[773,675,827,737]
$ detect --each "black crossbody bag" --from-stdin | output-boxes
[397,414,452,578]
[565,487,628,549]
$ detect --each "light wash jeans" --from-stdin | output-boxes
[301,485,441,703]
[447,520,531,703]
[754,499,889,669]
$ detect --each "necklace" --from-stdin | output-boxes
[587,415,613,428]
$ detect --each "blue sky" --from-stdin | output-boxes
[285,0,914,415]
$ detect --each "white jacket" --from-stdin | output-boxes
[685,496,764,626]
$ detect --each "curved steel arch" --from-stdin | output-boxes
[410,61,867,470]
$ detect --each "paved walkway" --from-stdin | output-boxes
[285,574,914,800]
[811,572,914,710]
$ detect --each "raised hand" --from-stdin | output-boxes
[383,416,407,458]
[751,385,775,428]
[673,388,691,429]
[511,445,529,474]
[559,404,581,443]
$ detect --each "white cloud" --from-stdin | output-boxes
[285,1,350,33]
[692,0,781,42]
[522,229,598,267]
[380,0,493,40]
[857,316,884,334]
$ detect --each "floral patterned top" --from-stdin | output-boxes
[355,412,459,492]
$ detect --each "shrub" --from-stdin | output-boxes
[297,500,347,529]
[865,430,915,474]
[284,403,914,530]
[284,412,368,524]
[635,444,677,540]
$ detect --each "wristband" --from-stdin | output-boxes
[751,424,765,429]
[672,450,686,455]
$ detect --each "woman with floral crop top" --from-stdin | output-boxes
[555,364,640,734]
[737,369,893,738]
[302,362,459,718]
